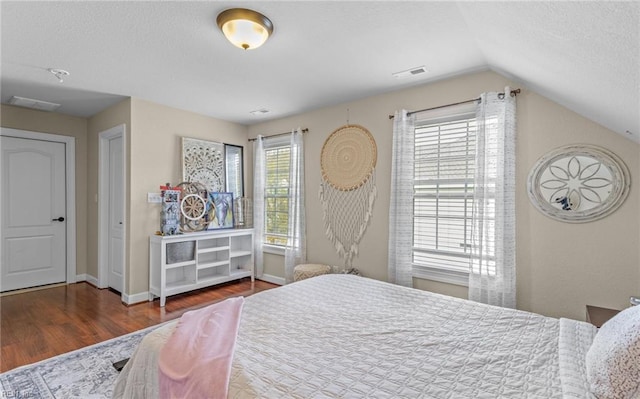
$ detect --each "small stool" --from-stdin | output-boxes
[294,263,332,282]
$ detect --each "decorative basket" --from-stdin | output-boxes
[166,241,195,264]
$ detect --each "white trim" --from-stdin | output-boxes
[76,273,99,287]
[86,274,98,287]
[0,128,77,285]
[258,274,285,286]
[262,244,285,256]
[123,291,149,305]
[412,265,469,287]
[98,124,127,301]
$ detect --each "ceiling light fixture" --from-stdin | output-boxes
[250,108,270,116]
[216,8,273,50]
[47,68,70,83]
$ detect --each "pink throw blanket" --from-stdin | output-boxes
[158,297,244,399]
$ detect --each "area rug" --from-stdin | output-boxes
[0,323,163,399]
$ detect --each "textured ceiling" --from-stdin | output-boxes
[1,1,639,142]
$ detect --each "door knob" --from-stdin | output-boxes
[52,217,65,222]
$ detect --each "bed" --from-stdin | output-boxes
[112,274,639,398]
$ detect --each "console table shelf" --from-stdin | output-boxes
[149,229,254,306]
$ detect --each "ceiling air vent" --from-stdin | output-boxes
[8,96,61,112]
[392,66,428,79]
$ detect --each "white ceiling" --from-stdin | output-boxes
[1,1,639,142]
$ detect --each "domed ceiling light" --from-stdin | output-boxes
[216,8,273,50]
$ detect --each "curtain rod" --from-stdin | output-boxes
[388,88,520,119]
[248,128,309,142]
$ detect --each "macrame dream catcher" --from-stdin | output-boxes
[319,125,377,270]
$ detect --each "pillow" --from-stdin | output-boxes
[586,304,640,399]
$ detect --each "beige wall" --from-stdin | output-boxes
[1,104,89,276]
[87,99,132,287]
[3,98,249,299]
[127,98,249,295]
[3,69,638,319]
[248,70,640,320]
[516,91,639,318]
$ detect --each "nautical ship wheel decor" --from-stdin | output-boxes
[177,181,214,232]
[181,194,206,221]
[527,144,630,223]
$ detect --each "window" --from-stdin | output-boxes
[225,144,244,200]
[264,144,291,246]
[412,111,480,285]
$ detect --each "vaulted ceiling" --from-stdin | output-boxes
[1,1,639,142]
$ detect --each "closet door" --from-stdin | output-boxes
[1,136,66,291]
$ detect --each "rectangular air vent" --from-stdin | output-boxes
[8,96,61,112]
[392,66,428,79]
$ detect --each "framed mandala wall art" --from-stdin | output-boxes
[181,137,225,193]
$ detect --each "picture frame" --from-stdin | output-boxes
[207,192,234,230]
[181,137,225,192]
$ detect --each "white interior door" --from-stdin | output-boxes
[1,136,66,291]
[108,135,124,293]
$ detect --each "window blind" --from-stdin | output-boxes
[264,145,290,246]
[413,116,477,275]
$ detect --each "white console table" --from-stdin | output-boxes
[149,229,254,306]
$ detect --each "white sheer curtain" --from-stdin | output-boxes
[284,129,306,284]
[469,87,517,308]
[388,110,415,287]
[252,135,265,278]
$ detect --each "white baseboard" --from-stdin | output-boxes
[76,274,147,304]
[76,274,99,287]
[258,274,285,286]
[123,291,150,305]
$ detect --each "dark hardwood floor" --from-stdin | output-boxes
[0,278,277,372]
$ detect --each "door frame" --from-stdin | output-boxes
[98,124,127,299]
[0,127,77,284]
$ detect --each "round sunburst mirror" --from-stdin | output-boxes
[527,144,630,223]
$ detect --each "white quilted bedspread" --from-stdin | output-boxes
[114,274,596,399]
